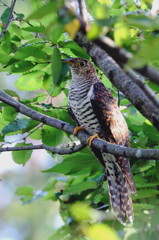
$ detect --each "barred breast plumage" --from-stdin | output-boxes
[63,57,136,225]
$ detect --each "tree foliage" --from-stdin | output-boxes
[0,0,159,239]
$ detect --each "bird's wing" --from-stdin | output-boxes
[89,82,129,146]
[90,82,136,193]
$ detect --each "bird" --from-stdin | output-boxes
[62,57,136,224]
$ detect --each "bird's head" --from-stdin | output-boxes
[62,57,96,78]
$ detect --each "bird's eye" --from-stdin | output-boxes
[79,61,86,67]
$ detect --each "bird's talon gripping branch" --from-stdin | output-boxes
[73,126,84,135]
[87,134,99,147]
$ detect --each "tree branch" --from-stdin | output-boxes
[0,90,159,159]
[0,0,17,39]
[127,69,159,108]
[0,142,85,155]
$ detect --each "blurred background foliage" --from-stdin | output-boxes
[0,0,159,239]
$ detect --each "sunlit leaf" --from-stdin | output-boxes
[85,224,119,240]
[16,185,35,196]
[15,71,44,91]
[114,21,129,46]
[65,19,81,39]
[70,203,93,221]
[42,125,63,146]
[87,23,102,40]
[143,120,159,145]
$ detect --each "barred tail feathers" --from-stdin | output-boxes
[102,153,134,225]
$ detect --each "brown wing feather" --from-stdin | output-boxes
[90,82,136,193]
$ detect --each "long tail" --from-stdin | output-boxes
[103,153,135,225]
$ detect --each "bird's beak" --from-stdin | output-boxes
[61,58,74,65]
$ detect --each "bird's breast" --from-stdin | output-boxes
[69,88,101,135]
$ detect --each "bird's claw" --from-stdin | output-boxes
[87,134,99,147]
[73,126,84,135]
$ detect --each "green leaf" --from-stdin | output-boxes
[0,114,8,132]
[16,13,25,19]
[86,224,119,240]
[15,46,47,60]
[16,185,35,202]
[28,1,63,20]
[44,151,102,175]
[0,53,10,64]
[143,120,159,145]
[12,143,33,165]
[129,37,159,68]
[22,26,45,33]
[125,15,159,31]
[2,32,11,54]
[133,203,155,211]
[64,181,97,194]
[63,41,89,59]
[11,61,35,73]
[133,189,159,200]
[48,225,71,240]
[125,112,145,134]
[43,177,57,191]
[15,71,44,91]
[16,185,35,196]
[49,24,63,43]
[87,23,102,40]
[10,24,22,38]
[51,47,62,88]
[70,202,93,221]
[4,89,20,99]
[42,125,63,146]
[114,21,129,46]
[29,129,41,140]
[1,8,10,24]
[2,106,18,121]
[2,118,30,134]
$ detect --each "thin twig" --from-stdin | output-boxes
[0,0,17,39]
[0,0,33,27]
[0,90,159,160]
[4,123,43,145]
[0,142,85,154]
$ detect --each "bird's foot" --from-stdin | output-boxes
[73,126,84,135]
[87,134,99,147]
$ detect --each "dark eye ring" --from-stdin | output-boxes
[80,61,85,67]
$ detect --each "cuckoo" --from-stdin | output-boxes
[62,57,136,224]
